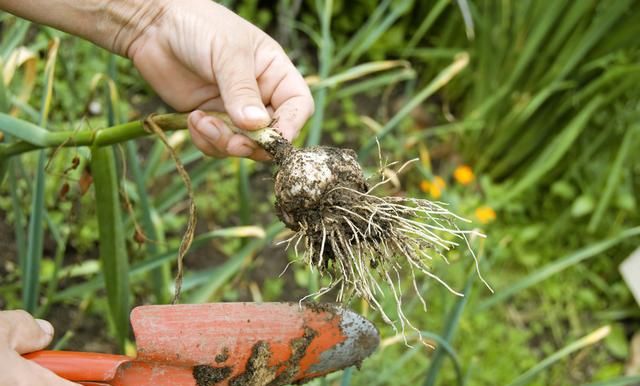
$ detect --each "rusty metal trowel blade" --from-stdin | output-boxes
[127,302,379,385]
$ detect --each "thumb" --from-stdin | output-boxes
[0,310,54,354]
[214,48,271,130]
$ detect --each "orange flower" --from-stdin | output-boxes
[454,165,475,185]
[475,206,496,224]
[419,177,446,199]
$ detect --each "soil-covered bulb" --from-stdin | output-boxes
[274,147,367,230]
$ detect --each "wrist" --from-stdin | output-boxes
[98,0,171,57]
[0,0,170,57]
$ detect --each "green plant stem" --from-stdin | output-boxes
[238,158,252,226]
[423,269,474,386]
[91,145,130,350]
[38,236,67,317]
[478,226,640,310]
[23,150,45,312]
[340,367,353,386]
[126,141,170,304]
[588,125,638,231]
[0,113,186,157]
[306,0,333,147]
[52,225,266,301]
[506,326,610,386]
[0,156,7,186]
[7,159,26,262]
[403,0,449,53]
[584,376,640,386]
[0,112,279,158]
[0,19,30,59]
[359,53,469,158]
[23,37,59,313]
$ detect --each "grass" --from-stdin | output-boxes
[90,144,130,349]
[507,326,612,386]
[23,36,58,313]
[0,1,639,385]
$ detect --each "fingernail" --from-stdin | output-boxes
[36,319,54,336]
[200,120,221,142]
[242,105,270,124]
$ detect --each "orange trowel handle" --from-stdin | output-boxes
[24,350,131,383]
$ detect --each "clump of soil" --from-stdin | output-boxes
[269,326,317,385]
[227,326,318,386]
[193,364,233,386]
[215,348,230,364]
[229,341,276,386]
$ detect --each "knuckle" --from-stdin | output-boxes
[0,310,32,329]
[9,309,32,322]
[228,80,260,100]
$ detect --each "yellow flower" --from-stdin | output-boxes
[419,176,446,199]
[419,180,431,193]
[475,206,496,224]
[454,165,475,185]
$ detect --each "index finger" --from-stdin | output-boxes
[256,50,314,141]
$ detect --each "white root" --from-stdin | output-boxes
[272,145,489,347]
[281,180,490,347]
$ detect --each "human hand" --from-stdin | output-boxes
[127,0,314,160]
[0,310,79,386]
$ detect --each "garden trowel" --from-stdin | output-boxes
[25,302,379,386]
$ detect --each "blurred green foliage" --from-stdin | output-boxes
[1,0,640,385]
